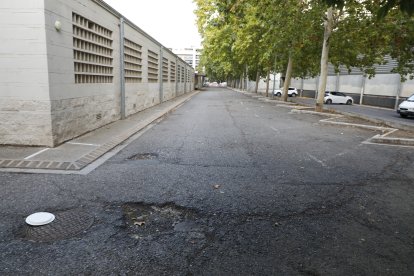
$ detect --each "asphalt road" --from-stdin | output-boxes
[1,88,413,275]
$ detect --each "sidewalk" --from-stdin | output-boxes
[0,91,199,172]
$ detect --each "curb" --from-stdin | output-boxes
[369,136,414,146]
[0,91,199,171]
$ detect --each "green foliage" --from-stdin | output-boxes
[195,0,414,82]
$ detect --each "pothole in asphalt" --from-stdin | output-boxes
[127,153,159,160]
[122,202,202,238]
[19,209,94,242]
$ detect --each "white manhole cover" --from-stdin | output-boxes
[21,209,94,242]
[25,212,55,226]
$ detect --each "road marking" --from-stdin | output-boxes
[24,148,49,160]
[308,154,328,167]
[270,127,279,132]
[254,114,260,118]
[67,142,100,147]
[240,101,244,105]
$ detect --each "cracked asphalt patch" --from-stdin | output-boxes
[0,88,413,275]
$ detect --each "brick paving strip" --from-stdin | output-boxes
[0,91,199,171]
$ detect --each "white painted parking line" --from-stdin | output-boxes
[307,154,328,168]
[270,127,279,132]
[24,148,49,160]
[67,142,100,147]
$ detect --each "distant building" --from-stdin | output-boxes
[171,47,201,71]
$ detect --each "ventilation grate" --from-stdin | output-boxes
[124,38,142,83]
[72,13,113,83]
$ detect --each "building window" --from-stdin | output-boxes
[147,50,159,83]
[72,13,113,83]
[162,57,168,82]
[124,38,142,83]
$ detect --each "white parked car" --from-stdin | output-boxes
[324,91,353,105]
[397,94,414,118]
[273,87,298,97]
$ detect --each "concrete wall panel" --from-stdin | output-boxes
[364,74,399,97]
[0,0,194,146]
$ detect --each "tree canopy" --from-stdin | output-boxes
[195,0,414,106]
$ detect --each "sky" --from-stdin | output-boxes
[103,0,201,49]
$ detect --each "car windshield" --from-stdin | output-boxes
[407,95,414,102]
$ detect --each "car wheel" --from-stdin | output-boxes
[326,99,332,104]
[400,114,408,118]
[291,93,297,97]
[276,92,281,96]
[346,100,352,105]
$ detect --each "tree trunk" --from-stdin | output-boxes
[265,71,270,97]
[316,7,333,112]
[240,75,243,90]
[245,65,249,92]
[282,55,293,102]
[255,71,260,93]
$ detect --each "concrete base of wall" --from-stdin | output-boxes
[301,90,405,109]
[51,94,121,146]
[0,99,54,146]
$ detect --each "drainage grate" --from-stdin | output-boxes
[127,153,159,160]
[20,209,94,242]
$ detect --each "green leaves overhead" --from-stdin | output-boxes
[195,0,414,82]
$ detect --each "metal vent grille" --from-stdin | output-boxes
[328,56,400,76]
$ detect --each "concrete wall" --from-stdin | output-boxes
[291,73,414,109]
[0,0,54,146]
[0,0,194,146]
[245,74,281,94]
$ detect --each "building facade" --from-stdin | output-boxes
[170,47,201,70]
[0,0,194,147]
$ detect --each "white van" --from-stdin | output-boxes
[397,94,414,118]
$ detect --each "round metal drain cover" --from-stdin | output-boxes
[21,209,94,242]
[127,153,158,160]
